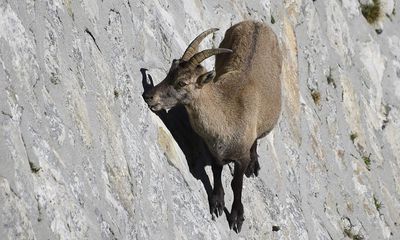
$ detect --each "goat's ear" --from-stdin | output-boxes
[196,70,215,88]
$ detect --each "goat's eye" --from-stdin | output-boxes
[177,81,187,88]
[172,59,180,67]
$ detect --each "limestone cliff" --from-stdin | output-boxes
[1,0,400,239]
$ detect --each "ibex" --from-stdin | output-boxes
[144,20,282,233]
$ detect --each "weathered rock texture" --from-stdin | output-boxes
[1,0,400,239]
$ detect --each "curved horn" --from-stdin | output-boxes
[181,28,219,61]
[188,48,233,68]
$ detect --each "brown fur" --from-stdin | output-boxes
[187,21,282,163]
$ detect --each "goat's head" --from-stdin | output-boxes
[143,28,232,111]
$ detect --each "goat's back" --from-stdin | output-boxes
[215,21,282,137]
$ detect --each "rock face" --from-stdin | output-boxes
[1,0,400,239]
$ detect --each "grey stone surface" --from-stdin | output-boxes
[1,0,400,239]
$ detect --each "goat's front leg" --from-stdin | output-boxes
[209,163,224,218]
[228,160,248,233]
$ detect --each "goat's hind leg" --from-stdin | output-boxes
[228,160,248,233]
[209,163,225,219]
[245,141,260,177]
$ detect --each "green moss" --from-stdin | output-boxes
[373,195,383,212]
[362,154,371,171]
[361,0,381,24]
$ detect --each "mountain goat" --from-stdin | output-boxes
[144,20,282,233]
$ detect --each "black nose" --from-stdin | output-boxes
[143,91,153,102]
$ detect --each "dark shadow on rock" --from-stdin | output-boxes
[140,68,213,197]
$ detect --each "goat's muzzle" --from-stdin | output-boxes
[143,90,162,112]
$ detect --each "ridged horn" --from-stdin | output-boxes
[181,28,219,61]
[188,48,233,68]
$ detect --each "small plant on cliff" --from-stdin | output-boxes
[362,154,372,171]
[361,0,382,24]
[373,195,383,212]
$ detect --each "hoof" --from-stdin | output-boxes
[209,192,225,219]
[228,204,245,233]
[245,160,260,178]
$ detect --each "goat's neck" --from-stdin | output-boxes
[185,85,232,140]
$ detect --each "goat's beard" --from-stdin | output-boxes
[148,101,176,112]
[150,104,162,112]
